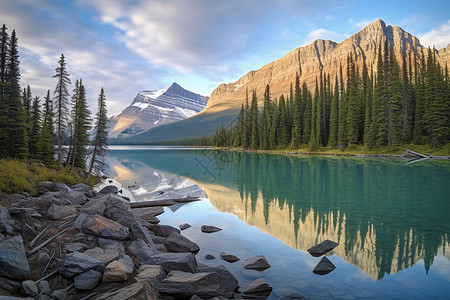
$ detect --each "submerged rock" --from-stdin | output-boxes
[148,224,180,238]
[307,240,339,257]
[201,225,222,233]
[0,235,31,280]
[313,256,336,275]
[220,252,240,263]
[241,255,271,270]
[278,293,304,299]
[179,223,191,230]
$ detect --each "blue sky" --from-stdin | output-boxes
[1,0,449,116]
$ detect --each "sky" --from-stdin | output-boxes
[1,0,449,116]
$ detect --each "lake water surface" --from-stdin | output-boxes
[107,146,450,299]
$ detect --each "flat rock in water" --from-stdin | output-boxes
[59,251,105,277]
[47,204,77,220]
[160,270,236,299]
[133,206,165,217]
[81,214,129,240]
[0,235,31,280]
[74,269,102,290]
[147,252,198,273]
[241,255,271,270]
[163,232,200,254]
[201,225,222,233]
[243,278,272,295]
[179,223,191,230]
[307,240,339,257]
[313,256,336,275]
[220,252,240,263]
[278,293,304,299]
[204,254,215,260]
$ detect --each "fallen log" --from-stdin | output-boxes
[130,197,199,208]
[27,227,70,256]
[404,149,429,158]
[29,224,52,248]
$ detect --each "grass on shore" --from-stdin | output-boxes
[220,143,450,157]
[0,159,100,196]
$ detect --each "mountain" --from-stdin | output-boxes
[118,19,450,144]
[109,82,208,139]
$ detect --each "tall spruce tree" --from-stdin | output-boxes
[86,88,108,182]
[328,75,339,147]
[278,94,289,147]
[29,96,41,157]
[53,54,71,169]
[37,90,55,165]
[71,81,91,169]
[250,90,259,149]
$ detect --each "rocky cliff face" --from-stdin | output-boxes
[207,19,449,111]
[109,82,208,139]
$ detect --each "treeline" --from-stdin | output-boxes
[188,41,449,150]
[0,24,108,180]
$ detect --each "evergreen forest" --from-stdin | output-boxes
[0,24,109,180]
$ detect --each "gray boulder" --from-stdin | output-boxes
[0,235,31,280]
[59,251,105,277]
[38,191,72,206]
[0,277,21,293]
[163,232,200,254]
[307,240,339,257]
[147,252,198,273]
[51,288,69,300]
[0,205,14,234]
[98,238,126,255]
[220,252,240,263]
[83,246,121,264]
[74,269,102,290]
[21,280,38,296]
[82,214,129,240]
[201,225,222,233]
[197,264,238,297]
[128,239,159,263]
[160,270,236,299]
[71,183,91,192]
[94,280,157,300]
[98,185,119,194]
[135,264,166,284]
[313,256,336,275]
[148,224,180,238]
[47,204,77,220]
[37,280,51,295]
[129,221,155,246]
[243,278,272,296]
[241,255,271,270]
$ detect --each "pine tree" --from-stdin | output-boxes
[328,75,339,147]
[388,52,404,146]
[29,96,41,157]
[413,49,427,144]
[71,81,91,169]
[309,79,321,150]
[259,84,271,149]
[302,83,312,144]
[291,73,302,147]
[250,90,259,149]
[236,104,245,147]
[278,94,289,147]
[362,60,373,145]
[86,88,109,182]
[337,63,348,146]
[66,79,79,165]
[346,54,360,145]
[269,99,279,148]
[0,24,9,104]
[37,90,55,165]
[53,54,71,169]
[243,88,250,148]
[6,29,28,158]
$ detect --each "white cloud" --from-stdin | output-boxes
[303,28,346,45]
[418,20,450,49]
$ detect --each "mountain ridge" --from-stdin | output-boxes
[113,19,450,143]
[109,82,208,140]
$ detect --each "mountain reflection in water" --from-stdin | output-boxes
[108,148,450,280]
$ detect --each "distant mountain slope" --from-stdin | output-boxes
[108,82,208,140]
[116,19,450,143]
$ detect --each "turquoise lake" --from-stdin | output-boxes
[107,146,450,299]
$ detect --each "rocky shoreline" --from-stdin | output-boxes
[0,181,296,300]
